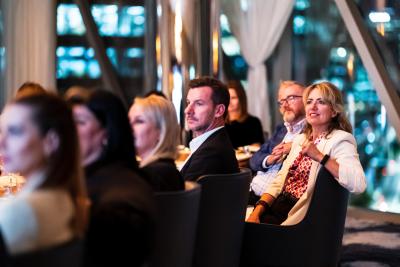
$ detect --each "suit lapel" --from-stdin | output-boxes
[180,153,192,175]
[180,128,224,175]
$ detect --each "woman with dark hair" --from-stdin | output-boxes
[0,93,88,255]
[67,89,155,267]
[71,89,137,170]
[248,82,366,225]
[225,80,264,148]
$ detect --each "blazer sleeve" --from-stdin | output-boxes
[330,133,367,193]
[249,125,286,172]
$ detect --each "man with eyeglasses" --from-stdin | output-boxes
[248,81,306,205]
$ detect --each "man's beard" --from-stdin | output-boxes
[283,110,296,123]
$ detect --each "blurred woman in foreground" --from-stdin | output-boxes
[0,93,87,255]
[129,95,184,191]
[248,82,366,225]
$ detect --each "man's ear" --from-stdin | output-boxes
[214,104,226,118]
[43,130,60,157]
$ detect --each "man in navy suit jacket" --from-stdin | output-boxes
[249,124,288,172]
[180,77,239,181]
[249,81,306,204]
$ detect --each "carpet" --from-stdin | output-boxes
[339,217,400,267]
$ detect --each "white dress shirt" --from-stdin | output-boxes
[181,126,224,168]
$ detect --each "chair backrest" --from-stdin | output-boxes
[194,168,252,267]
[0,231,9,266]
[151,181,201,267]
[7,239,83,267]
[240,166,349,267]
[302,166,350,265]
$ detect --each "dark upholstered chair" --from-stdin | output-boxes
[194,168,252,267]
[0,231,9,266]
[151,181,201,267]
[240,167,350,267]
[4,238,83,267]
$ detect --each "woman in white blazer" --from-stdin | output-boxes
[248,81,366,225]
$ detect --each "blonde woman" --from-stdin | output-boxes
[129,95,184,191]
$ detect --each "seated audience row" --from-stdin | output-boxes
[0,88,156,266]
[0,78,368,266]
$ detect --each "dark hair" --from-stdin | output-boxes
[68,89,138,169]
[15,81,47,98]
[188,76,230,119]
[226,80,248,122]
[13,93,87,237]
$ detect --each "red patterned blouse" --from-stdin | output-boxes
[283,133,326,199]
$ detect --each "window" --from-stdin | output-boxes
[56,1,145,101]
[220,14,248,81]
[293,0,400,213]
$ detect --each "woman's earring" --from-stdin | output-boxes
[102,139,108,146]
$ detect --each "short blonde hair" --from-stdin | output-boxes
[303,81,352,138]
[130,95,180,167]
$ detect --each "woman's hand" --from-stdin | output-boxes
[302,139,340,178]
[301,141,324,162]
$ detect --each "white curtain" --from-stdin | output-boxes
[2,0,56,106]
[222,0,294,134]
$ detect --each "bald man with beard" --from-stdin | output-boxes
[248,81,306,205]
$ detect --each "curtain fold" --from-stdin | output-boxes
[2,0,56,106]
[222,0,294,134]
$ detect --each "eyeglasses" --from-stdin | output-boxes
[277,95,302,107]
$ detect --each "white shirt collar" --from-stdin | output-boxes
[189,126,224,154]
[284,118,306,134]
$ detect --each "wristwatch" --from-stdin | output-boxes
[320,154,330,166]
